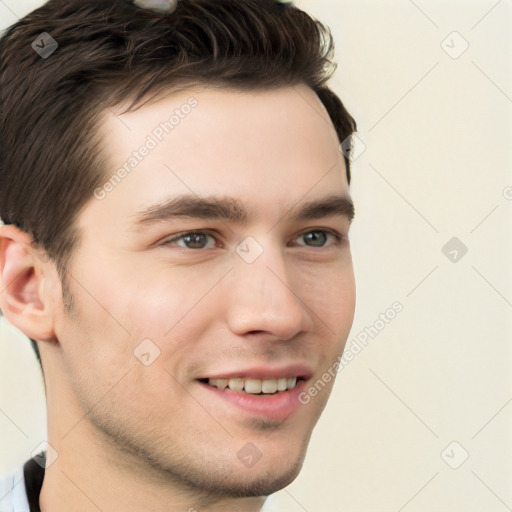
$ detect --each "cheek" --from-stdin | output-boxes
[68,255,198,341]
[297,258,356,332]
[56,295,189,431]
[61,256,230,387]
[120,267,225,340]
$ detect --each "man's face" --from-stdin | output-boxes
[51,84,355,496]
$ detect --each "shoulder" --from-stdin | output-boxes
[0,464,31,512]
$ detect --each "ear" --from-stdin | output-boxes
[0,224,57,342]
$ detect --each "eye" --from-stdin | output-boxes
[159,228,344,250]
[293,229,343,248]
[161,230,217,249]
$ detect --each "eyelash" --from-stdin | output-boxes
[160,229,344,250]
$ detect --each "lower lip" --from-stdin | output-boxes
[197,380,307,422]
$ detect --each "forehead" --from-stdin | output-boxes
[80,84,349,233]
[103,83,343,171]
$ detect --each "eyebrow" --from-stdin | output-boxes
[129,193,355,231]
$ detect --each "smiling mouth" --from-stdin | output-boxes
[197,377,306,395]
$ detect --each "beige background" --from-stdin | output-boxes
[1,1,511,510]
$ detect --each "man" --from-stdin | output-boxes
[0,0,357,510]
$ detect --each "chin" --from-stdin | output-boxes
[220,455,306,498]
[171,439,309,502]
[221,424,313,497]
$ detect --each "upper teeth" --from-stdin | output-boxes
[207,377,298,394]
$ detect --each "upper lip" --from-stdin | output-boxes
[197,363,313,381]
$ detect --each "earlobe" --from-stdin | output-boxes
[0,225,56,342]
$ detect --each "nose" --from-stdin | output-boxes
[225,237,315,341]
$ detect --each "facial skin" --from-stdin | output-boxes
[0,83,355,512]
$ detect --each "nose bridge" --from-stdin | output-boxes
[226,235,314,340]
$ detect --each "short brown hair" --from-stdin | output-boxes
[0,0,356,357]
